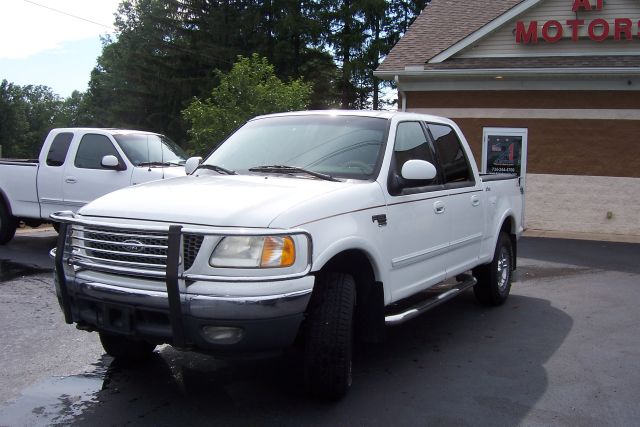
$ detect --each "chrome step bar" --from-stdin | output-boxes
[385,274,477,326]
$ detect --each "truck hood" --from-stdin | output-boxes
[79,174,353,228]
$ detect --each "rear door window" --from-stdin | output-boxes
[428,124,474,186]
[46,133,74,166]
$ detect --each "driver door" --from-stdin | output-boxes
[63,133,132,208]
[384,121,450,302]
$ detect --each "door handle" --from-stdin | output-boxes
[434,201,446,214]
[471,195,480,207]
[65,177,77,184]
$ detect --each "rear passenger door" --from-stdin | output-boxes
[63,133,132,207]
[384,121,450,301]
[427,123,484,277]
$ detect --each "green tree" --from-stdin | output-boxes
[183,54,312,153]
[54,90,94,127]
[0,80,29,158]
[0,80,67,158]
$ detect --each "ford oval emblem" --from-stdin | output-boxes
[122,239,144,253]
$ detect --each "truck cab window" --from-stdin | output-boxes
[46,133,74,166]
[392,121,440,188]
[74,134,123,170]
[428,124,474,185]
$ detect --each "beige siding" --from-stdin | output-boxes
[525,174,640,235]
[457,0,640,59]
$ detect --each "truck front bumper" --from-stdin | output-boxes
[50,214,315,356]
[56,275,314,355]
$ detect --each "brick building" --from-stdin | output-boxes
[375,0,640,236]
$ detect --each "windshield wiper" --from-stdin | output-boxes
[248,165,339,182]
[137,161,184,167]
[137,161,170,167]
[195,164,237,175]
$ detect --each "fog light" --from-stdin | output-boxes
[202,326,244,345]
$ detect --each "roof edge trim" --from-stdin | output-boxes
[374,67,640,79]
[428,0,544,64]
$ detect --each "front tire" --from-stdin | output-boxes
[303,272,356,399]
[99,332,156,363]
[473,232,513,306]
[0,201,17,245]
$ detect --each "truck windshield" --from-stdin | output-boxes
[114,134,187,166]
[203,115,388,180]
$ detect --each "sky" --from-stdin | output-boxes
[0,0,121,98]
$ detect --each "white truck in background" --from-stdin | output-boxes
[0,128,187,243]
[52,111,524,399]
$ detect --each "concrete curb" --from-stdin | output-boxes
[523,229,640,244]
[15,225,56,236]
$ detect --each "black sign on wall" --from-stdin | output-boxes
[485,135,523,176]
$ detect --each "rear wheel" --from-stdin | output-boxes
[303,272,356,399]
[99,332,156,363]
[473,232,513,306]
[0,201,18,245]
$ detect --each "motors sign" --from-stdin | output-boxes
[515,0,640,44]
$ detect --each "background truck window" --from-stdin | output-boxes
[46,133,74,166]
[74,134,123,169]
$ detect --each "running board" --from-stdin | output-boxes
[384,274,477,326]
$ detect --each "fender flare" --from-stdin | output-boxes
[312,235,384,281]
[492,209,518,267]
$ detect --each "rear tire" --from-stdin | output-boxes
[0,201,18,245]
[473,232,513,306]
[99,332,156,363]
[303,272,356,399]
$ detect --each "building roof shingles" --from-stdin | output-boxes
[378,0,524,72]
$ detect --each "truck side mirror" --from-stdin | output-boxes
[185,156,203,175]
[401,160,437,181]
[101,155,125,171]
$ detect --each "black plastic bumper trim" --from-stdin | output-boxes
[166,224,186,347]
[54,222,73,324]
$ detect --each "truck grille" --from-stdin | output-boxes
[70,225,204,278]
[183,235,204,269]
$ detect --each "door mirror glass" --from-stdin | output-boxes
[185,156,203,175]
[401,159,437,181]
[101,155,122,170]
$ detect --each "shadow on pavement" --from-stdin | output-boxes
[57,292,572,426]
[519,237,640,274]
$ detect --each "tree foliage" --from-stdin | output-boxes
[183,54,312,153]
[0,80,93,158]
[3,0,430,156]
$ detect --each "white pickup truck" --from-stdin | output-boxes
[52,111,523,398]
[0,128,187,243]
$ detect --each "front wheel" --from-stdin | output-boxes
[303,272,356,399]
[99,332,156,363]
[473,232,513,306]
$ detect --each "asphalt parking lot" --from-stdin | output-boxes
[0,231,638,426]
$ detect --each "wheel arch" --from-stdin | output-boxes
[497,213,517,270]
[0,188,13,215]
[312,248,386,343]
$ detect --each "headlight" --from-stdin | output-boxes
[210,236,296,268]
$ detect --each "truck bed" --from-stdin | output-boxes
[0,159,39,166]
[480,173,518,182]
[0,159,39,218]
